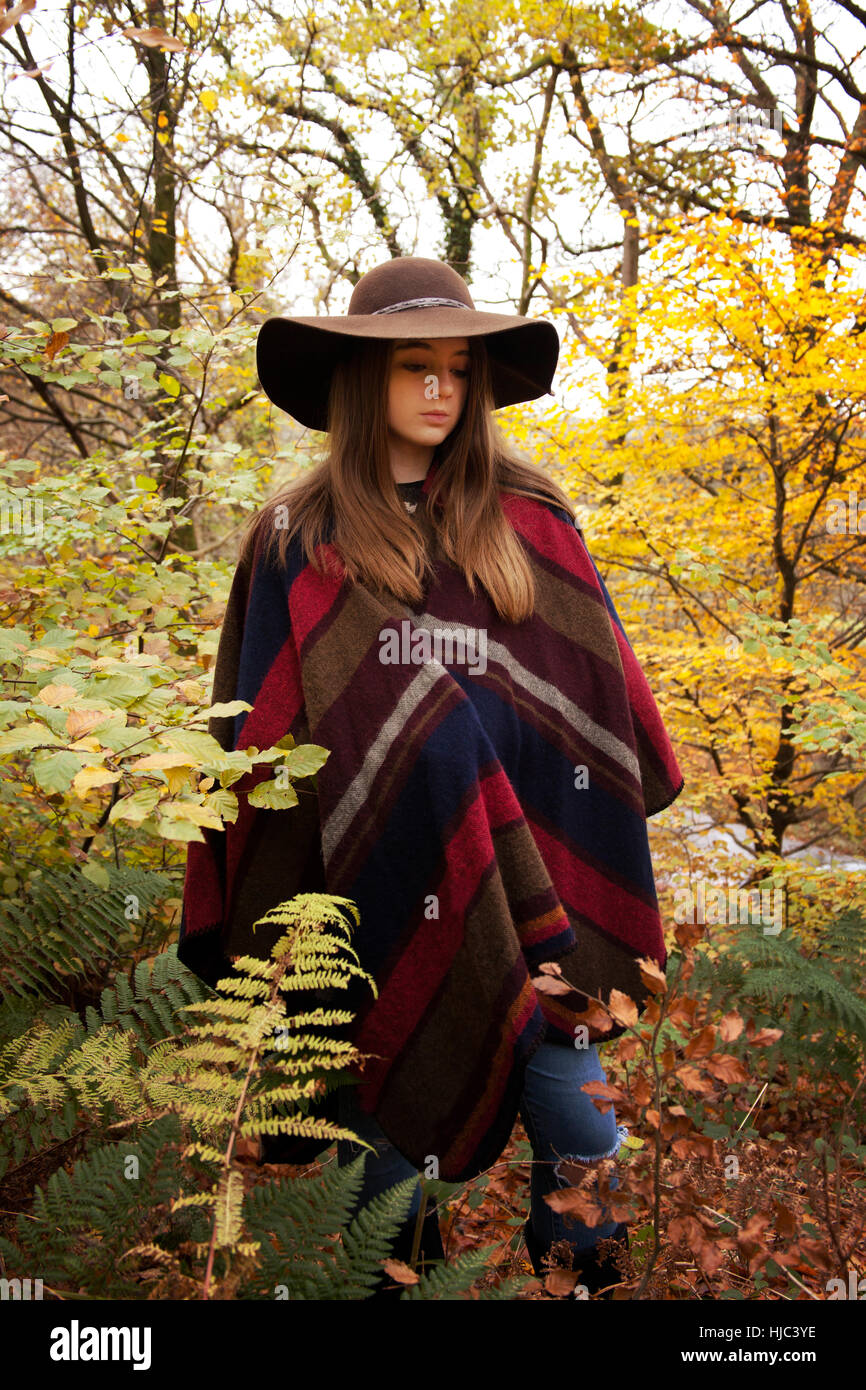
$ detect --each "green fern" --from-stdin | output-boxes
[0,862,173,1002]
[817,907,866,972]
[402,1246,533,1300]
[0,946,212,1180]
[85,945,211,1048]
[0,1114,204,1298]
[326,1175,421,1299]
[241,1152,368,1297]
[242,1165,417,1300]
[691,907,866,1095]
[165,894,378,1294]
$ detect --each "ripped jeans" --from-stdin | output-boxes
[336,1039,627,1256]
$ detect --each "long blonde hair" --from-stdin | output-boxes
[243,333,575,623]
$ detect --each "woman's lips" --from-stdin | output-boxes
[421,412,449,422]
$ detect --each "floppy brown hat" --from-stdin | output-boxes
[255,256,560,432]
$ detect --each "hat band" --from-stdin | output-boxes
[370,296,472,316]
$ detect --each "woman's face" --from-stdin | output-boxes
[387,336,470,447]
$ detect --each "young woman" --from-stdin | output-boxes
[179,257,684,1300]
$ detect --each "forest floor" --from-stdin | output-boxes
[1,1073,862,1301]
[255,1085,865,1302]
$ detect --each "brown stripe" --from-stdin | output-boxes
[375,866,534,1160]
[300,584,385,728]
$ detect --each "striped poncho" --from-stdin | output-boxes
[178,460,684,1181]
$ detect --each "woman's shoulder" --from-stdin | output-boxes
[237,500,321,588]
[496,456,580,526]
[500,484,583,540]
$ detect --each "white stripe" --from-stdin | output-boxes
[321,659,452,861]
[411,614,640,782]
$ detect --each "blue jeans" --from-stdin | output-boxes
[336,1040,627,1256]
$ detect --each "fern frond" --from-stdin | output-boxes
[0,864,173,1002]
[0,1114,196,1298]
[86,945,209,1048]
[242,1160,415,1300]
[689,906,866,1099]
[401,1246,524,1300]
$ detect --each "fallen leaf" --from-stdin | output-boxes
[718,1011,745,1042]
[545,1268,580,1296]
[381,1258,419,1285]
[669,1213,711,1253]
[772,1201,797,1238]
[671,1134,716,1159]
[704,1054,750,1083]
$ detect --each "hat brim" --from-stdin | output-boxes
[255,306,560,432]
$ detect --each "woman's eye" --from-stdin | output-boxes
[403,363,468,377]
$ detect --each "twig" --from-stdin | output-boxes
[734,1082,768,1134]
[409,1185,430,1272]
[781,1265,821,1300]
